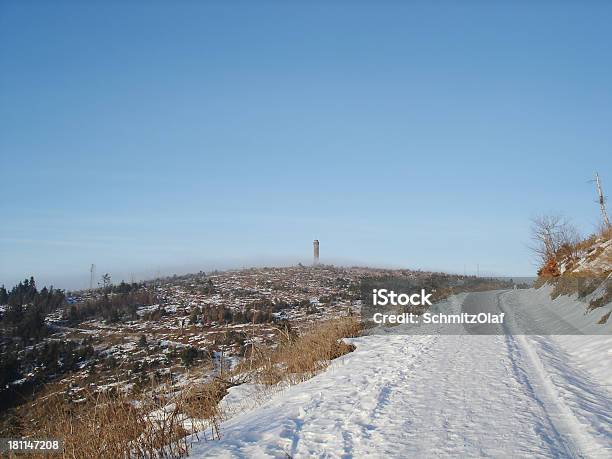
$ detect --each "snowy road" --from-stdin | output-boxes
[191,290,611,458]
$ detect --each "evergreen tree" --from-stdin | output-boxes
[189,306,200,325]
[180,346,198,367]
[0,285,8,305]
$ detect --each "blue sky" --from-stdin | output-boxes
[1,1,611,289]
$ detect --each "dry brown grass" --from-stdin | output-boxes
[238,317,361,386]
[180,379,231,441]
[570,225,611,254]
[599,224,612,241]
[550,271,606,300]
[23,388,194,458]
[574,233,599,253]
[16,371,235,458]
[588,277,612,312]
[597,311,611,324]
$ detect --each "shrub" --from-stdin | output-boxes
[537,258,560,278]
[180,346,199,368]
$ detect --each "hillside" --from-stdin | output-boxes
[559,232,612,276]
[536,227,612,325]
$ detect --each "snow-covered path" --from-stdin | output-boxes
[191,290,611,458]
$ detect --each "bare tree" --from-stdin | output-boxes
[530,214,580,266]
[100,273,112,290]
[594,172,611,228]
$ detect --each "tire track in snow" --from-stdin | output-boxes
[498,291,611,458]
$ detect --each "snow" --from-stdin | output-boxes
[559,236,612,275]
[573,238,612,274]
[189,289,611,458]
[494,287,610,337]
[505,285,611,381]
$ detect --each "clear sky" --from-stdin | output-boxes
[1,1,611,289]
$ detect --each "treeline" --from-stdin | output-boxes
[72,280,148,296]
[109,281,147,294]
[0,277,65,312]
[64,289,156,325]
[185,299,297,326]
[0,277,65,343]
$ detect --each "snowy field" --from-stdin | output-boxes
[190,289,611,458]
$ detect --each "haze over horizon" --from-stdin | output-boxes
[1,1,611,289]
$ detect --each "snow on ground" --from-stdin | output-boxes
[504,285,611,335]
[558,236,612,275]
[506,286,611,381]
[572,238,612,274]
[190,289,611,458]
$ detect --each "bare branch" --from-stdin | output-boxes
[529,214,580,267]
